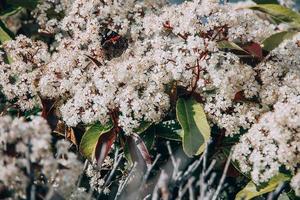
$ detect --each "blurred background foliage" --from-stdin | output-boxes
[170,0,300,8]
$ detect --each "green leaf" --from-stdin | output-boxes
[0,6,22,17]
[24,107,41,119]
[0,20,12,43]
[286,189,299,200]
[262,31,297,51]
[248,4,300,26]
[252,0,278,4]
[6,0,38,10]
[140,126,155,150]
[176,98,211,157]
[0,20,13,63]
[79,122,113,160]
[155,120,182,141]
[218,41,248,53]
[0,0,37,18]
[133,121,152,134]
[235,173,291,200]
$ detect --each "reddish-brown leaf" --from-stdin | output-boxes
[243,42,263,60]
[66,127,78,146]
[53,121,82,147]
[94,130,116,166]
[233,91,246,102]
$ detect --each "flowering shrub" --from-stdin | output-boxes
[0,0,299,199]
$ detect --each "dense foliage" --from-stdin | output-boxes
[0,0,299,199]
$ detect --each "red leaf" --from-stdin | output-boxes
[233,91,246,102]
[94,130,116,166]
[243,42,263,60]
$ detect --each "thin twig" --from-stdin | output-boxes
[211,151,232,200]
[204,159,216,177]
[152,170,169,200]
[166,141,180,180]
[137,154,161,200]
[105,155,122,187]
[182,155,203,180]
[114,162,137,200]
[97,149,123,197]
[188,178,196,200]
[177,177,195,200]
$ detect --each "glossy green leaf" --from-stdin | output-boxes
[155,120,182,141]
[262,31,297,51]
[133,121,152,134]
[140,126,155,150]
[0,20,13,63]
[235,173,291,200]
[176,98,211,157]
[248,4,300,26]
[0,20,12,44]
[218,40,248,53]
[79,122,113,160]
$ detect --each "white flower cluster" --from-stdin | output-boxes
[0,116,50,198]
[51,140,84,198]
[31,0,73,34]
[232,33,300,185]
[258,34,300,106]
[0,35,50,110]
[41,0,275,133]
[232,97,300,183]
[36,0,171,132]
[86,163,105,193]
[203,52,261,135]
[0,0,299,197]
[0,116,83,198]
[85,155,115,194]
[0,0,298,137]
